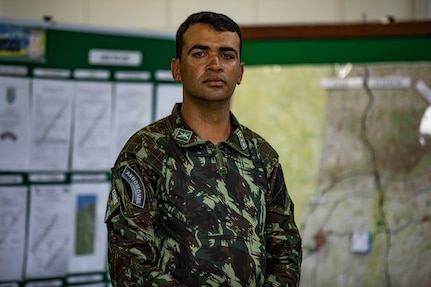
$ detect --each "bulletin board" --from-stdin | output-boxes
[0,18,181,287]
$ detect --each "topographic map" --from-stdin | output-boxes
[233,62,431,287]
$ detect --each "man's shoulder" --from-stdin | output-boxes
[120,115,173,156]
[145,114,174,134]
[241,125,279,161]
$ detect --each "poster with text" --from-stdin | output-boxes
[26,184,74,279]
[0,186,28,281]
[30,79,74,171]
[0,76,30,171]
[72,81,112,171]
[112,82,153,163]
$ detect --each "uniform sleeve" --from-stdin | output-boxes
[105,151,188,287]
[264,164,302,287]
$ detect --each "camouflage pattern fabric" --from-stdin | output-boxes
[105,103,302,286]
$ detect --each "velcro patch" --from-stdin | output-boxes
[272,167,288,208]
[104,188,120,222]
[121,166,146,208]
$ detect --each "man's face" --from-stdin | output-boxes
[171,23,244,103]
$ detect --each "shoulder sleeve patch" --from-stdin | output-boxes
[121,165,146,208]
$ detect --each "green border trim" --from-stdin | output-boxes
[242,37,431,65]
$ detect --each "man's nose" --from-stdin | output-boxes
[207,55,222,71]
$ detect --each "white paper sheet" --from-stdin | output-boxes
[0,186,28,281]
[25,184,74,279]
[155,84,182,121]
[68,182,109,274]
[25,280,63,287]
[67,283,106,287]
[0,76,31,171]
[112,82,153,162]
[72,81,113,171]
[30,79,74,171]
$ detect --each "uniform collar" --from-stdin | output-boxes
[169,103,250,156]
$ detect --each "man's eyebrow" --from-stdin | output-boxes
[219,46,238,56]
[188,44,209,54]
[188,44,238,56]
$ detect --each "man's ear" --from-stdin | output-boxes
[171,58,181,82]
[237,62,244,85]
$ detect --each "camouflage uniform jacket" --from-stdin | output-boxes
[105,103,302,287]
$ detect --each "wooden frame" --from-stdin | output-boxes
[241,21,431,40]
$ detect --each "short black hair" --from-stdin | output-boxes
[175,11,242,60]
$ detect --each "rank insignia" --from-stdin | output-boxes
[174,128,193,143]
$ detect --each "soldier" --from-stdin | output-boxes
[105,11,302,287]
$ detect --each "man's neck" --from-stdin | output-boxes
[180,101,232,144]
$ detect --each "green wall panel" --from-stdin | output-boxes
[242,37,431,66]
[44,29,175,71]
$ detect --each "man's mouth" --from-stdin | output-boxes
[204,77,225,86]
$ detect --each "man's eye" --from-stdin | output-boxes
[222,53,234,59]
[194,51,205,57]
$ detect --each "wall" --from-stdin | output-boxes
[0,0,430,32]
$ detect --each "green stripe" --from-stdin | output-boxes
[242,37,431,65]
